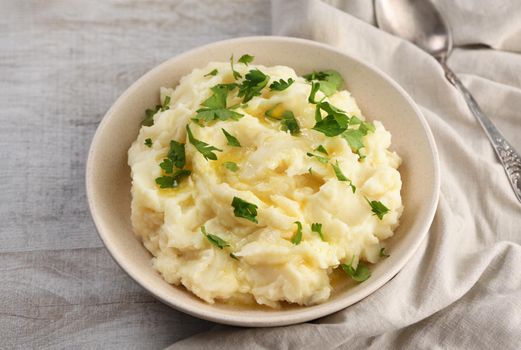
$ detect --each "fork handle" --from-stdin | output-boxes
[440,61,521,203]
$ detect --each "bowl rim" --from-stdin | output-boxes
[86,35,440,327]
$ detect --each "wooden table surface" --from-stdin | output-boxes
[0,1,270,348]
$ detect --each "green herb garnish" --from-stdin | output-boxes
[223,161,239,172]
[144,138,153,147]
[238,54,254,65]
[306,152,329,164]
[221,128,241,147]
[311,223,325,241]
[366,198,390,220]
[186,124,222,161]
[315,145,328,154]
[331,161,356,193]
[194,84,243,124]
[291,221,303,245]
[141,95,172,126]
[201,226,230,249]
[167,140,186,169]
[269,78,294,91]
[204,69,218,77]
[308,81,321,104]
[237,69,270,103]
[313,115,347,137]
[229,253,239,260]
[230,55,242,80]
[304,70,344,96]
[231,196,258,223]
[155,169,191,189]
[341,256,371,282]
[379,247,390,258]
[280,110,300,136]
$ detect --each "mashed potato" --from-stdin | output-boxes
[128,59,403,308]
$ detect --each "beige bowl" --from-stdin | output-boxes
[86,36,439,327]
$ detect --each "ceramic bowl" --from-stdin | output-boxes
[86,36,439,327]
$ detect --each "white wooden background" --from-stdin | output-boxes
[0,0,270,348]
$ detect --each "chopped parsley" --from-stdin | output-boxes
[230,55,242,80]
[269,78,294,91]
[201,226,230,249]
[311,223,325,241]
[280,110,300,136]
[379,247,390,258]
[144,138,153,147]
[167,140,186,169]
[291,221,303,245]
[315,145,328,154]
[306,152,329,164]
[341,256,371,282]
[204,69,218,77]
[186,124,222,161]
[237,69,270,103]
[238,54,254,65]
[223,161,239,172]
[231,196,258,223]
[342,129,365,153]
[221,128,241,147]
[331,161,356,193]
[308,81,321,104]
[366,198,390,220]
[229,253,239,260]
[303,70,344,96]
[141,95,172,126]
[155,169,191,189]
[159,140,186,174]
[194,84,243,124]
[313,115,347,137]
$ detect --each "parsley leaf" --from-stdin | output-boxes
[238,54,254,65]
[223,161,239,172]
[141,96,171,126]
[331,161,356,193]
[379,247,390,258]
[231,196,258,223]
[304,70,344,96]
[269,78,294,91]
[311,223,325,241]
[155,169,191,189]
[341,256,371,282]
[194,84,243,124]
[313,115,347,137]
[280,110,300,136]
[342,129,365,152]
[306,152,329,164]
[230,253,239,260]
[186,124,222,161]
[308,81,321,104]
[221,128,241,147]
[291,221,303,245]
[201,85,228,109]
[238,69,270,103]
[194,108,243,124]
[159,140,186,174]
[315,145,328,154]
[144,138,153,147]
[201,226,230,249]
[167,140,186,169]
[230,55,242,80]
[366,198,390,220]
[204,69,218,77]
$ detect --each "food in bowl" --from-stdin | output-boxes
[128,55,403,308]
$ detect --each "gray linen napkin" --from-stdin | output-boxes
[168,1,521,348]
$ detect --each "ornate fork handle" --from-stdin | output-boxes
[441,61,521,203]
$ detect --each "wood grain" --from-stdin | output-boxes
[0,0,269,348]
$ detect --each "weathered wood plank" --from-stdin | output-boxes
[0,247,215,349]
